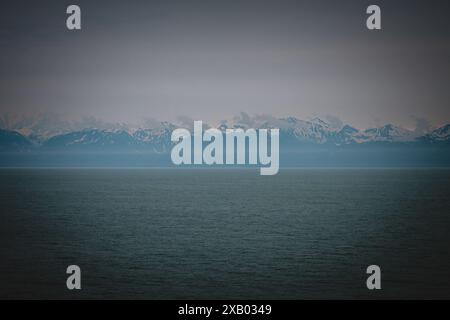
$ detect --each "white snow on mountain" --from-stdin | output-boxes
[419,124,450,142]
[361,124,418,142]
[1,113,449,148]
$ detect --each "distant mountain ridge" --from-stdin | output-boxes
[1,115,449,152]
[0,128,32,151]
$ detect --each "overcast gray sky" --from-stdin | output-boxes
[1,0,449,129]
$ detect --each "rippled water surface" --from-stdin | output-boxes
[1,168,450,299]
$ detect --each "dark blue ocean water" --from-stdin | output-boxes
[1,168,450,299]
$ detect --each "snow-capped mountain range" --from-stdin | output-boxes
[1,113,449,152]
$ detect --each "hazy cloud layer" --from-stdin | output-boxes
[1,0,449,129]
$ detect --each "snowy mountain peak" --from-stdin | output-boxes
[1,113,449,150]
[340,124,359,134]
[363,124,416,142]
[309,117,330,128]
[419,124,450,143]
